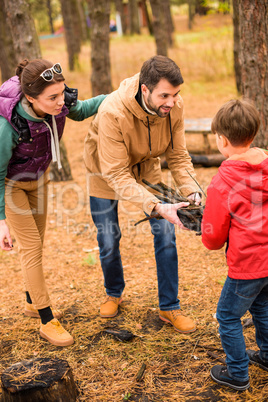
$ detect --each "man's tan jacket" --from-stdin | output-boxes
[84,73,199,215]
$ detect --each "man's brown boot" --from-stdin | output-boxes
[159,310,196,333]
[100,296,122,318]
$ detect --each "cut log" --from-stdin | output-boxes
[1,358,78,401]
[189,153,226,167]
[161,153,225,169]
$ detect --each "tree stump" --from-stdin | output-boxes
[1,358,78,401]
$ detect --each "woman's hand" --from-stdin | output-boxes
[0,220,13,250]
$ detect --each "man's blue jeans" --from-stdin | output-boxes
[90,196,180,310]
[216,275,268,381]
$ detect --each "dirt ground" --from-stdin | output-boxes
[1,13,268,402]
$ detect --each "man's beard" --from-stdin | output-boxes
[147,93,171,118]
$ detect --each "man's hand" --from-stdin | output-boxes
[188,192,202,205]
[0,220,13,251]
[154,202,190,229]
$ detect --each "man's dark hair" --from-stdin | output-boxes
[211,99,260,146]
[139,55,184,92]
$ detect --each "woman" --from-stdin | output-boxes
[0,59,106,347]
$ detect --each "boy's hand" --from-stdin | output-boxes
[0,220,13,251]
[188,192,202,205]
[154,202,190,229]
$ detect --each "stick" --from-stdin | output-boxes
[207,351,226,364]
[185,169,207,198]
[136,363,146,382]
[142,179,189,203]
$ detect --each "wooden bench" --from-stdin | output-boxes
[184,118,212,154]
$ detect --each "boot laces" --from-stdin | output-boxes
[105,296,120,304]
[170,310,182,319]
[51,320,65,334]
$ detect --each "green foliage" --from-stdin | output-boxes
[205,1,231,14]
[217,276,226,286]
[218,1,230,14]
[28,0,61,33]
[83,253,97,266]
[123,392,132,401]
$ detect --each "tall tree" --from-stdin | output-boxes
[163,0,174,46]
[0,0,17,81]
[188,0,195,30]
[77,0,89,42]
[232,0,241,93]
[141,0,153,35]
[129,0,140,34]
[195,0,209,15]
[3,0,41,62]
[47,0,54,34]
[114,0,128,35]
[238,0,268,147]
[60,0,82,71]
[149,0,168,56]
[88,0,112,96]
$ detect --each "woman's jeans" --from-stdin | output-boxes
[217,275,268,381]
[90,196,180,310]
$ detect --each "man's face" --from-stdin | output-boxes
[141,78,181,118]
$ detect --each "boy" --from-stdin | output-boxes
[202,99,268,391]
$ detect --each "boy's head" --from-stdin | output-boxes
[211,99,260,147]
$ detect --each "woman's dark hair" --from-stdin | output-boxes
[16,59,65,98]
[139,55,184,92]
[211,99,260,146]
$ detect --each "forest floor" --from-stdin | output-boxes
[1,13,268,402]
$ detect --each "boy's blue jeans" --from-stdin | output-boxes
[217,275,268,381]
[90,196,180,311]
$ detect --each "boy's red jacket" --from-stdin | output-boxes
[202,148,268,279]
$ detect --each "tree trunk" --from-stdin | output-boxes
[232,0,241,93]
[195,0,209,15]
[163,0,174,46]
[149,0,168,56]
[141,0,153,35]
[3,0,41,63]
[60,0,82,71]
[49,141,73,181]
[188,0,195,30]
[46,0,54,34]
[129,0,140,34]
[1,358,78,401]
[0,0,17,81]
[77,0,89,42]
[238,0,268,148]
[88,0,112,96]
[114,0,128,35]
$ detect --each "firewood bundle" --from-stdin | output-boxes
[135,179,204,235]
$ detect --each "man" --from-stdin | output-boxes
[84,55,200,333]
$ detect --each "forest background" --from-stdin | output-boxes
[0,1,268,401]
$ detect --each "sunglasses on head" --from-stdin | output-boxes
[28,63,63,86]
[41,63,62,81]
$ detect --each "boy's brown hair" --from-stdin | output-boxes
[211,99,260,146]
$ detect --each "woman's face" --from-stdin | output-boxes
[27,81,65,118]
